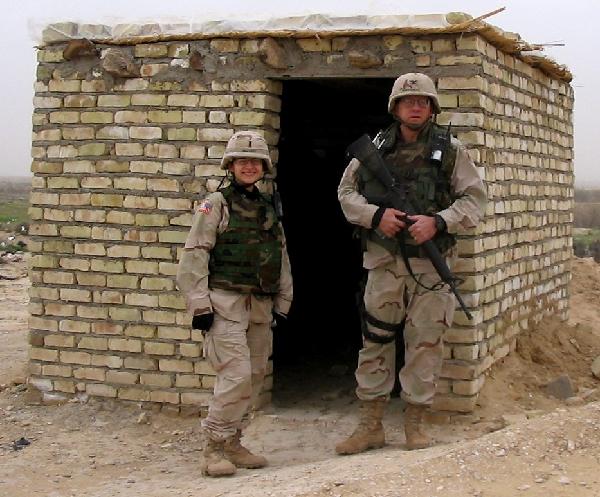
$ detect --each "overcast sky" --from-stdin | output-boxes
[2,0,598,186]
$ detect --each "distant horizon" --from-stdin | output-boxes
[1,0,599,184]
[2,175,600,189]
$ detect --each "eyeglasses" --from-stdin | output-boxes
[399,97,431,108]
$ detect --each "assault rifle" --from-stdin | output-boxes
[346,134,473,320]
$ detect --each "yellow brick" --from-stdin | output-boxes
[199,95,235,108]
[118,388,151,402]
[147,178,179,192]
[73,367,106,381]
[91,194,124,207]
[30,347,59,362]
[75,208,108,222]
[143,310,176,324]
[135,214,169,226]
[141,247,172,260]
[60,288,92,302]
[59,320,91,333]
[141,277,175,291]
[181,392,210,405]
[158,326,190,340]
[30,254,59,269]
[159,294,186,309]
[123,196,157,209]
[140,373,173,387]
[75,243,106,256]
[125,325,156,338]
[124,357,157,370]
[409,40,431,53]
[95,290,124,304]
[109,307,142,322]
[210,39,240,52]
[95,160,130,173]
[159,359,193,373]
[45,302,76,316]
[150,391,180,404]
[78,337,108,350]
[60,350,91,365]
[167,128,196,141]
[90,260,124,273]
[135,44,168,57]
[107,245,141,258]
[175,374,201,388]
[91,355,123,368]
[131,94,167,106]
[125,260,158,274]
[382,35,404,50]
[148,111,182,123]
[54,380,76,393]
[145,342,176,355]
[179,343,200,358]
[106,211,136,224]
[86,384,117,397]
[106,371,139,384]
[42,364,73,377]
[296,38,331,52]
[30,316,59,332]
[90,321,123,334]
[76,272,107,287]
[108,338,142,352]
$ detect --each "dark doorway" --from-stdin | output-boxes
[271,78,394,402]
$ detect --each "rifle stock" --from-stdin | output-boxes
[347,134,473,320]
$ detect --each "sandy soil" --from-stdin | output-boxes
[1,256,599,497]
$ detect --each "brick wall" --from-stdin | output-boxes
[29,31,574,413]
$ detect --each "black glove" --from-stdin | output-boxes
[272,312,287,329]
[192,313,214,331]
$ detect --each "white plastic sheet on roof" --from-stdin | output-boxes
[38,13,452,43]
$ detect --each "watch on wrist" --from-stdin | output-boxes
[434,214,447,233]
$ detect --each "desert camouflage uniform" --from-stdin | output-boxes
[177,188,292,441]
[338,128,486,406]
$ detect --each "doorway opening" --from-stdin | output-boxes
[271,78,394,403]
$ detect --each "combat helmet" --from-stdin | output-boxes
[387,73,441,114]
[221,131,273,173]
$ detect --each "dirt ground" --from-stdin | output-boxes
[1,255,600,497]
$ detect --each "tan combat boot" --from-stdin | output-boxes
[200,437,237,477]
[335,399,386,455]
[224,430,267,469]
[404,404,432,450]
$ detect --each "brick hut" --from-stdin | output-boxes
[28,12,574,413]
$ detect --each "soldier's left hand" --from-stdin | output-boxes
[407,215,436,244]
[272,312,287,329]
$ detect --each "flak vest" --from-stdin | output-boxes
[357,122,457,257]
[209,184,282,294]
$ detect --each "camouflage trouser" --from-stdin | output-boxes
[201,292,273,441]
[355,261,455,406]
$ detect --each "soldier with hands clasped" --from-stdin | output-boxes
[336,73,486,454]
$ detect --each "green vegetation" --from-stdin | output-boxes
[0,199,29,228]
[574,228,600,247]
[573,228,600,261]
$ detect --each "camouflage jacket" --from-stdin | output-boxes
[176,187,293,318]
[338,122,487,274]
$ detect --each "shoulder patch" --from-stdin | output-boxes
[198,199,213,214]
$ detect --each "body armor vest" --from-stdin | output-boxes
[357,121,457,257]
[209,184,282,294]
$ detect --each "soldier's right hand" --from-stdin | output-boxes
[192,313,214,331]
[378,208,406,237]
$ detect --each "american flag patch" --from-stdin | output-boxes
[198,200,212,214]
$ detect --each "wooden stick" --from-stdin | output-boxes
[471,7,506,24]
